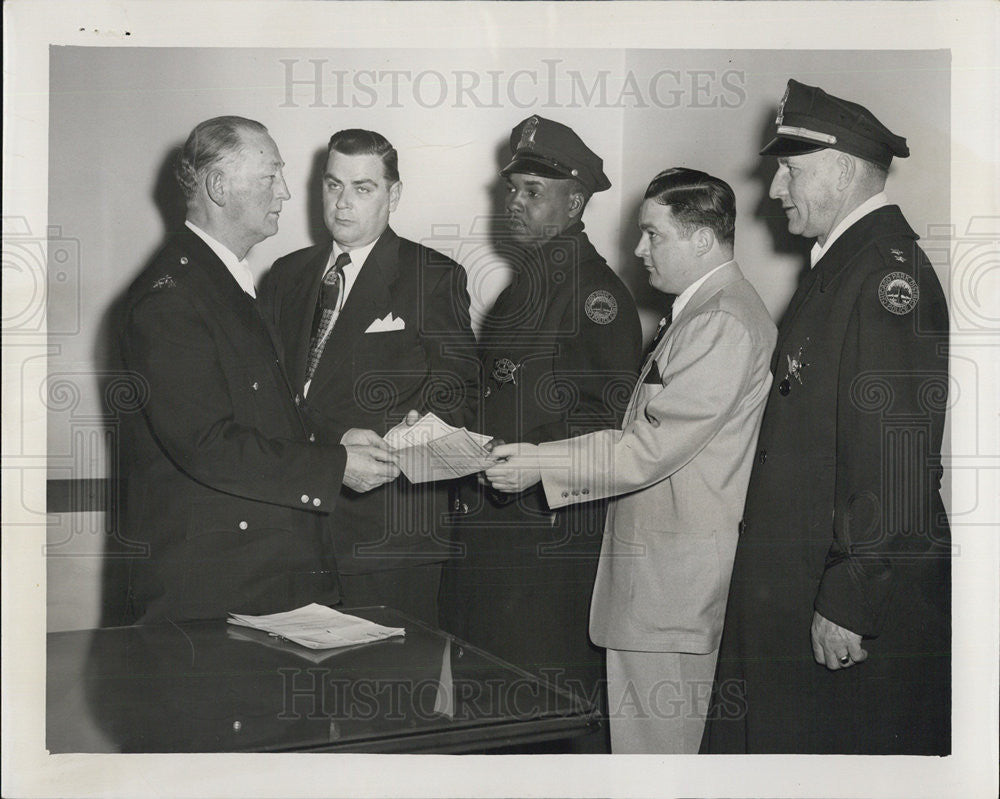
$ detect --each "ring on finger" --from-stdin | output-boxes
[838,654,851,666]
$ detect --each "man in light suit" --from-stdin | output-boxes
[261,129,478,626]
[486,168,777,752]
[121,116,399,623]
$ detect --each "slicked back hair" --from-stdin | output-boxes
[327,129,400,183]
[175,116,268,200]
[643,167,736,247]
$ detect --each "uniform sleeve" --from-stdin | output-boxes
[523,282,642,444]
[814,255,949,637]
[122,286,347,510]
[418,259,480,430]
[540,310,756,507]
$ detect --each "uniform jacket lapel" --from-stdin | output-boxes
[775,205,913,358]
[177,228,260,331]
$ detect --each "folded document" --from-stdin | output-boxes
[384,412,493,483]
[228,604,405,650]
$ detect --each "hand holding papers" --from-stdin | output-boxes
[384,412,493,483]
[484,442,544,493]
[228,604,405,650]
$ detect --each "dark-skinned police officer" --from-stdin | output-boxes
[702,80,951,754]
[440,116,642,752]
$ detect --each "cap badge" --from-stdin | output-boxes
[585,289,618,325]
[775,85,790,125]
[492,357,520,386]
[878,272,919,315]
[518,116,539,151]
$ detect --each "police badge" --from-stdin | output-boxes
[492,357,520,387]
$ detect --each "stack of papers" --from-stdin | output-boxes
[384,412,493,483]
[227,604,405,650]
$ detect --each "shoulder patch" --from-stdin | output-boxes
[878,271,919,315]
[585,289,618,325]
[151,274,177,290]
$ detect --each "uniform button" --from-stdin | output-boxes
[300,494,310,504]
[294,394,302,406]
[460,503,469,514]
[308,433,316,443]
[561,491,569,498]
[758,449,767,464]
[778,379,791,396]
[238,520,248,531]
[179,256,189,265]
[312,497,321,507]
[251,381,259,391]
[483,386,491,398]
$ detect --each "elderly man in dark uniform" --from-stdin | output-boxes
[701,80,951,754]
[440,116,642,751]
[120,116,398,623]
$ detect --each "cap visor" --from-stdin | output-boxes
[499,155,569,181]
[759,136,827,158]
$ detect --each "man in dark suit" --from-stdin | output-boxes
[120,116,399,624]
[702,80,951,754]
[261,129,478,626]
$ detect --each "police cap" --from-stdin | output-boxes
[500,115,611,193]
[760,79,909,169]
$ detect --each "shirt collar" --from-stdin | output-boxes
[332,236,379,271]
[810,192,889,268]
[185,220,256,298]
[670,259,734,323]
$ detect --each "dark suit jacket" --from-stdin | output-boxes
[261,227,478,574]
[119,228,346,623]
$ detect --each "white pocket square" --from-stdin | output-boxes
[365,313,405,333]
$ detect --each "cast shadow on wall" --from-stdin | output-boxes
[93,143,185,627]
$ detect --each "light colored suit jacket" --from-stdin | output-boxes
[538,261,776,653]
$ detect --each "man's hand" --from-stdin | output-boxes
[811,611,868,670]
[342,444,400,493]
[340,428,391,448]
[483,442,542,494]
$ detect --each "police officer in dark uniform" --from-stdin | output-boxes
[702,80,951,754]
[440,117,642,750]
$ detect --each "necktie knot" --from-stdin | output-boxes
[320,252,350,308]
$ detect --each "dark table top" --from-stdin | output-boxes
[47,607,597,753]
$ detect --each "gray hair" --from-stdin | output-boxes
[175,116,268,199]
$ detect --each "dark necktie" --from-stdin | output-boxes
[305,251,350,382]
[643,302,674,361]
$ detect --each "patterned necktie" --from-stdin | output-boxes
[305,251,350,382]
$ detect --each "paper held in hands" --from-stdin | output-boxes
[228,604,405,650]
[383,412,492,484]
